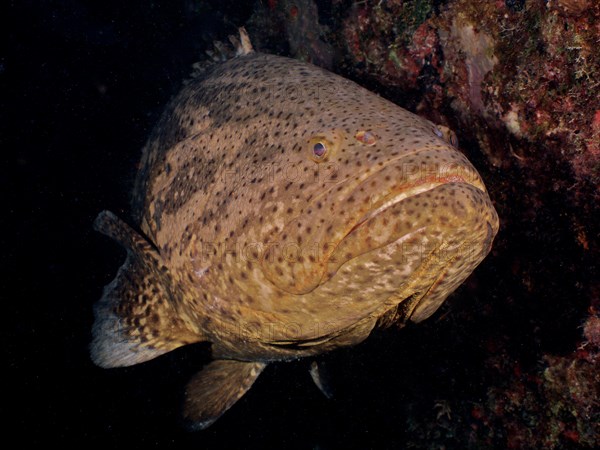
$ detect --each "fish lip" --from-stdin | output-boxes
[345,173,471,237]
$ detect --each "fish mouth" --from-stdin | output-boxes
[260,148,492,296]
[323,168,494,282]
[344,172,470,238]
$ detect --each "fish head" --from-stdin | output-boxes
[253,114,498,308]
[176,55,499,328]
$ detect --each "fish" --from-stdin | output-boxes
[91,29,499,429]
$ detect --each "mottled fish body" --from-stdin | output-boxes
[92,31,498,429]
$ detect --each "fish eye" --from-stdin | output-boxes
[308,138,332,163]
[313,142,327,158]
[434,125,459,148]
[308,130,343,163]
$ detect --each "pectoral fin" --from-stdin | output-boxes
[183,360,266,430]
[91,211,202,368]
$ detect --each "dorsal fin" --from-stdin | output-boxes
[188,27,254,81]
[91,210,203,368]
[230,27,253,56]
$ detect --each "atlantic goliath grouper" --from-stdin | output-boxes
[91,29,499,429]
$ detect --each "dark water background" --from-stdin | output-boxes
[5,1,594,448]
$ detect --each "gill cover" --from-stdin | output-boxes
[260,129,344,294]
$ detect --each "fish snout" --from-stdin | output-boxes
[324,181,499,289]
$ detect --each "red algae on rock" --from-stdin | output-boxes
[333,0,600,189]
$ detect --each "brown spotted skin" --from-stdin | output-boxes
[126,52,498,361]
